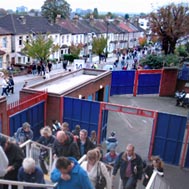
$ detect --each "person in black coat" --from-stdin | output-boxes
[112,144,143,189]
[37,126,55,174]
[143,156,164,187]
[52,130,80,160]
[0,136,24,189]
[77,129,95,158]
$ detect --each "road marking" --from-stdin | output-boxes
[117,112,133,128]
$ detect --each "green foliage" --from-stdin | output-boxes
[93,8,99,19]
[185,42,189,53]
[41,0,71,23]
[69,43,83,57]
[22,34,60,63]
[92,36,107,56]
[175,45,188,57]
[140,54,180,69]
[63,54,78,62]
[124,13,129,20]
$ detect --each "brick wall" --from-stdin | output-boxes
[0,96,8,134]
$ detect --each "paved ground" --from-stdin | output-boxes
[107,95,189,189]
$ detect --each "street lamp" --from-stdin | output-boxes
[105,21,109,62]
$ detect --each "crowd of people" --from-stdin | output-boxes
[0,120,164,189]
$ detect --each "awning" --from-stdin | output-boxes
[0,50,6,55]
[17,52,26,57]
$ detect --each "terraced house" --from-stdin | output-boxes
[0,14,144,69]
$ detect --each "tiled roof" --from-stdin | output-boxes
[0,27,12,35]
[0,14,69,35]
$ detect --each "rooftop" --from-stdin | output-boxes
[27,69,110,95]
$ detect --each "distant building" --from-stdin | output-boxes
[16,6,28,13]
[138,18,149,31]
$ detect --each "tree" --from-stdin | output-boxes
[124,13,129,21]
[138,36,147,47]
[69,43,83,57]
[93,8,99,19]
[150,3,189,54]
[41,0,71,23]
[22,34,60,63]
[92,36,107,63]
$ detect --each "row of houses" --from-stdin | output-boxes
[0,14,144,69]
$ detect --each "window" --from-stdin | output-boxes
[62,36,65,43]
[67,35,69,42]
[19,36,23,46]
[2,37,7,48]
[140,22,144,26]
[26,36,29,43]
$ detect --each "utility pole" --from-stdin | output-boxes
[105,21,109,62]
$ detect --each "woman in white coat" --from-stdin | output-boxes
[81,148,112,189]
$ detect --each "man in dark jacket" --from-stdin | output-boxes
[77,129,95,158]
[112,144,143,189]
[53,131,80,160]
[0,136,24,189]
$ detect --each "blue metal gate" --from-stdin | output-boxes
[110,71,135,96]
[138,73,161,94]
[9,102,45,140]
[152,112,187,165]
[63,97,101,137]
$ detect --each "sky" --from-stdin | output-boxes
[0,0,188,13]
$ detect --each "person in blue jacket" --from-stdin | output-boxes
[51,156,94,189]
[17,157,45,189]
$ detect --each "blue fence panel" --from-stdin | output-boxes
[101,110,108,142]
[138,73,161,94]
[184,143,189,168]
[110,70,135,96]
[153,112,187,165]
[9,102,45,140]
[63,97,101,136]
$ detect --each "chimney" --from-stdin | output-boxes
[55,14,61,24]
[73,14,79,24]
[19,15,26,24]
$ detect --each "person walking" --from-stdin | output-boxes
[37,126,55,174]
[80,148,112,189]
[52,130,80,160]
[51,156,93,189]
[1,76,9,96]
[143,156,164,187]
[0,136,24,189]
[18,157,45,189]
[77,129,95,158]
[8,75,14,94]
[112,144,143,189]
[15,122,33,145]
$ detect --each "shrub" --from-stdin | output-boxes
[140,54,180,69]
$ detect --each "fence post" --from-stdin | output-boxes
[133,70,138,96]
[180,122,189,168]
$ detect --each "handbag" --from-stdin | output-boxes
[95,162,107,189]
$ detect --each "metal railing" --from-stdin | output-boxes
[0,179,57,189]
[146,171,170,189]
[19,139,53,174]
